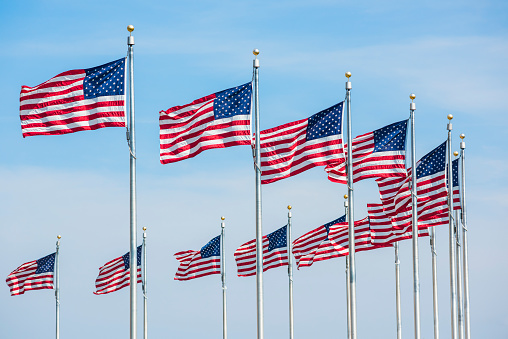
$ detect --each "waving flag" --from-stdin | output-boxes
[325,120,408,184]
[6,253,55,296]
[259,102,345,184]
[94,246,142,295]
[327,217,391,254]
[292,216,345,269]
[451,158,461,210]
[367,203,429,245]
[174,235,221,281]
[234,225,288,277]
[160,83,252,164]
[20,58,126,137]
[369,141,449,244]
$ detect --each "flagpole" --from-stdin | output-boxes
[409,93,421,339]
[55,235,61,339]
[252,48,264,339]
[394,241,402,339]
[287,205,294,339]
[454,151,465,339]
[142,227,147,339]
[446,114,458,339]
[344,195,351,339]
[345,72,357,339]
[455,208,464,339]
[221,217,228,339]
[430,226,440,339]
[459,134,471,339]
[127,24,138,339]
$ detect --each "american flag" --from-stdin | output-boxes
[234,225,288,277]
[367,203,429,245]
[94,246,142,295]
[328,217,392,254]
[19,58,126,137]
[451,158,461,210]
[6,253,55,296]
[325,120,408,184]
[174,235,221,281]
[258,102,345,184]
[159,83,252,164]
[291,216,346,269]
[369,141,449,244]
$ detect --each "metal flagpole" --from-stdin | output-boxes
[409,93,421,339]
[221,217,228,339]
[55,235,61,339]
[459,134,471,339]
[252,48,264,339]
[344,195,351,339]
[287,206,294,339]
[454,151,464,339]
[344,72,357,339]
[455,208,464,339]
[142,227,147,339]
[430,226,440,339]
[127,24,138,339]
[446,114,458,339]
[394,241,402,339]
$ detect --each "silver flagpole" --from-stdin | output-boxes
[446,114,458,339]
[252,48,264,339]
[344,195,351,339]
[221,217,228,339]
[55,235,61,339]
[127,24,138,339]
[454,152,464,339]
[394,241,402,339]
[409,93,421,339]
[287,206,294,339]
[344,72,357,339]
[220,217,228,339]
[459,134,471,339]
[430,226,440,339]
[142,227,147,339]
[455,209,464,339]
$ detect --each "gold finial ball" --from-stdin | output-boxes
[253,49,260,56]
[57,235,61,239]
[460,133,465,140]
[454,151,459,157]
[287,205,292,210]
[447,114,453,120]
[345,72,352,78]
[410,93,416,100]
[127,25,134,32]
[344,194,348,199]
[142,227,147,231]
[221,216,225,221]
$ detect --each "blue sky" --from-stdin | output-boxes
[1,1,507,338]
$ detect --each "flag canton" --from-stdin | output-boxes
[213,82,252,120]
[35,253,56,274]
[267,225,287,251]
[306,102,343,141]
[324,215,346,239]
[122,245,142,270]
[84,58,125,99]
[373,120,407,153]
[201,235,221,258]
[452,158,459,187]
[416,141,447,179]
